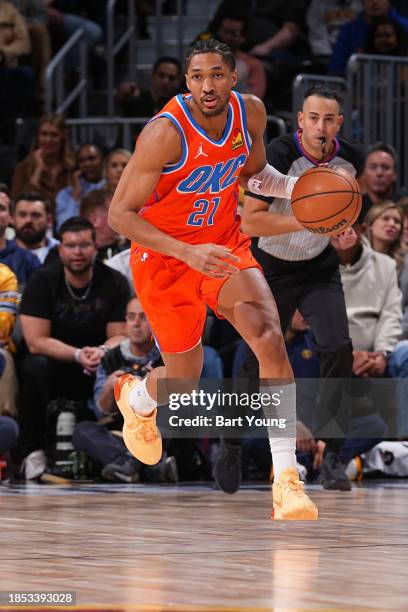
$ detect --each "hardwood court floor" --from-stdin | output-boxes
[0,480,408,611]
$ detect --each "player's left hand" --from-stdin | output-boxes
[330,227,358,250]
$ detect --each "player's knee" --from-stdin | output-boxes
[250,325,286,363]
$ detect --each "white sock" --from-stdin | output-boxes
[128,377,157,416]
[268,438,297,481]
[260,382,297,481]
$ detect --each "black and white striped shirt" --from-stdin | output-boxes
[248,131,365,261]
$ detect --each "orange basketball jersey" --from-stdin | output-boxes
[138,90,251,246]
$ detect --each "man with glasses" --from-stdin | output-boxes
[18,216,130,479]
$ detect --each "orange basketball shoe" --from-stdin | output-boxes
[114,374,162,465]
[272,467,318,520]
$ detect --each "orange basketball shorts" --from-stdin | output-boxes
[130,231,262,353]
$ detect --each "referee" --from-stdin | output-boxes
[215,85,365,492]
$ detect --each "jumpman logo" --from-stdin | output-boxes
[194,142,208,159]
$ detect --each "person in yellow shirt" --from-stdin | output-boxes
[0,262,19,350]
[0,262,19,430]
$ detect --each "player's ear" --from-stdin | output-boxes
[337,114,344,131]
[185,74,190,91]
[231,70,238,88]
[298,111,304,129]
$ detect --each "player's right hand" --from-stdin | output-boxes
[182,243,241,278]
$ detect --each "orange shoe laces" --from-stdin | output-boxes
[135,421,158,444]
[280,478,305,494]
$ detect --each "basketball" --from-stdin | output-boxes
[291,166,362,236]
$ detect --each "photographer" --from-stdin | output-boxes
[72,295,177,483]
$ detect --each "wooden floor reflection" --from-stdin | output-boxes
[0,481,407,611]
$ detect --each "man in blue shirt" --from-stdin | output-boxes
[55,143,105,230]
[329,0,408,76]
[0,184,40,288]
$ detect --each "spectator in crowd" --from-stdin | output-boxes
[104,148,131,191]
[72,295,177,484]
[11,113,75,216]
[360,142,398,219]
[45,0,103,70]
[0,262,20,472]
[329,0,408,76]
[13,193,59,263]
[363,200,404,273]
[116,56,182,122]
[0,413,19,460]
[10,0,103,71]
[364,199,408,352]
[363,14,408,55]
[233,0,308,111]
[80,188,124,261]
[0,261,18,350]
[399,196,408,252]
[401,258,408,333]
[399,205,408,340]
[198,11,267,99]
[333,223,408,437]
[19,216,130,479]
[0,0,35,141]
[55,143,105,230]
[9,0,51,100]
[214,0,307,59]
[0,262,19,414]
[307,0,362,57]
[0,183,40,287]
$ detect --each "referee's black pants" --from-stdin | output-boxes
[226,244,353,454]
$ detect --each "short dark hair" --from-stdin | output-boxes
[367,141,398,166]
[153,55,182,74]
[303,85,343,110]
[0,183,11,199]
[78,142,103,156]
[59,216,96,242]
[14,192,51,215]
[80,188,114,219]
[185,38,235,72]
[209,10,248,36]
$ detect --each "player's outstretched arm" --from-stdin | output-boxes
[241,193,303,237]
[108,119,239,278]
[240,95,297,199]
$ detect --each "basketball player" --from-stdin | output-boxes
[109,39,318,520]
[216,85,365,494]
